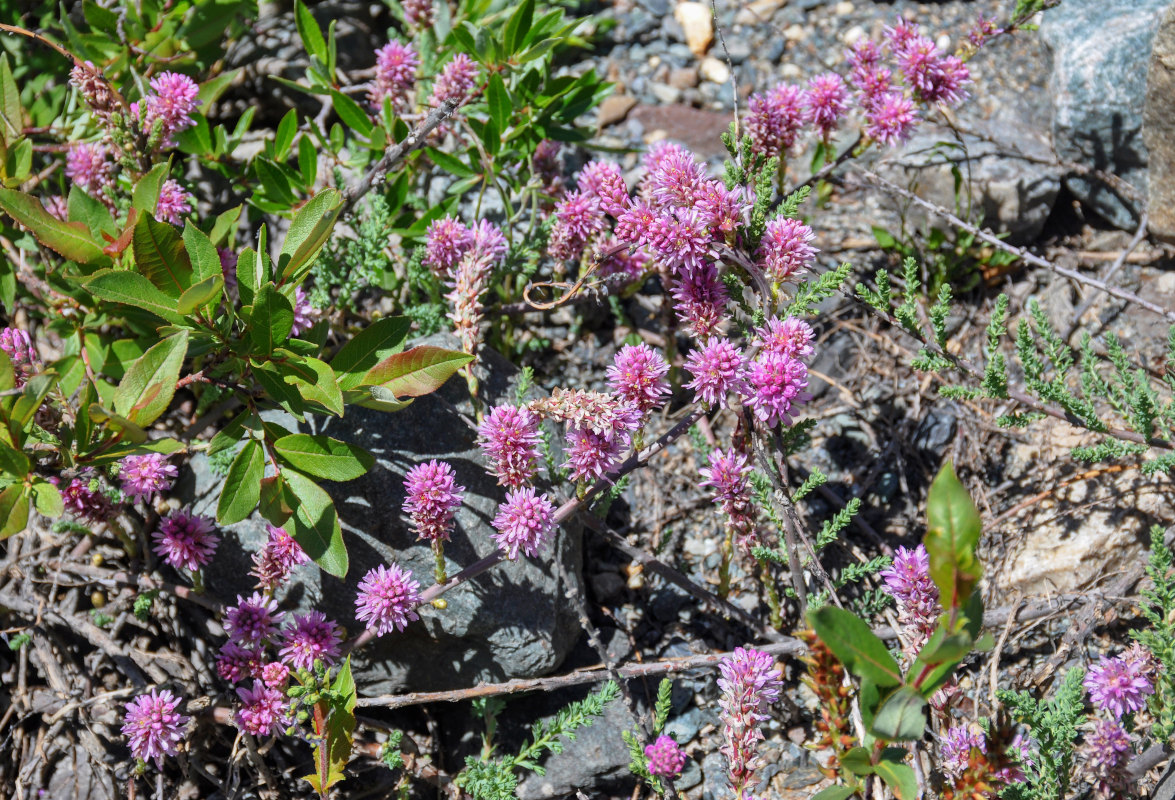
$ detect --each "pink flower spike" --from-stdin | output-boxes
[607,343,670,415]
[745,84,808,158]
[804,73,848,139]
[251,524,308,590]
[879,545,941,637]
[61,476,113,522]
[670,263,729,338]
[645,734,687,779]
[403,459,465,542]
[699,448,751,505]
[65,143,110,194]
[355,563,421,636]
[279,611,343,671]
[940,725,986,778]
[429,53,479,108]
[741,352,810,428]
[1084,655,1154,720]
[402,0,435,29]
[565,425,628,483]
[757,217,817,282]
[122,689,189,767]
[684,338,745,408]
[119,453,178,499]
[152,510,219,572]
[491,487,556,560]
[717,647,781,794]
[477,404,542,488]
[155,179,192,225]
[369,40,419,109]
[146,71,200,143]
[577,161,631,217]
[752,316,815,360]
[217,641,262,683]
[235,680,288,737]
[424,216,474,278]
[261,661,290,689]
[290,286,316,336]
[223,592,284,646]
[865,91,919,146]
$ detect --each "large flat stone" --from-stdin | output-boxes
[185,335,583,696]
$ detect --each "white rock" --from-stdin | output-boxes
[834,1,854,15]
[674,1,714,57]
[936,33,952,52]
[734,0,786,25]
[780,63,802,79]
[784,23,805,41]
[699,56,731,84]
[842,25,866,45]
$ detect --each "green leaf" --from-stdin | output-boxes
[0,188,109,266]
[86,403,148,444]
[249,283,294,354]
[0,54,21,146]
[10,373,56,432]
[252,362,306,418]
[274,434,373,481]
[875,760,917,800]
[68,184,116,238]
[280,188,342,281]
[113,331,189,426]
[450,22,479,59]
[259,473,292,526]
[131,163,169,216]
[870,686,927,741]
[85,270,185,324]
[183,221,222,282]
[360,345,472,398]
[295,0,328,62]
[808,605,902,687]
[133,213,194,297]
[279,353,344,416]
[924,461,983,611]
[503,0,535,55]
[0,483,29,539]
[177,274,224,315]
[30,478,63,518]
[329,89,373,138]
[425,147,476,178]
[218,439,264,524]
[811,787,857,800]
[0,437,29,477]
[298,136,318,188]
[274,109,298,161]
[282,468,348,577]
[486,73,511,133]
[235,247,263,306]
[840,747,875,776]
[330,316,411,390]
[347,384,414,413]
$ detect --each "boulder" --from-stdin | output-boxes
[1144,2,1175,242]
[674,1,714,58]
[1040,0,1170,229]
[185,335,584,696]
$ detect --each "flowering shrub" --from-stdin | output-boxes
[0,0,1171,797]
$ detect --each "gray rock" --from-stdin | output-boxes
[702,750,735,800]
[635,0,669,17]
[913,410,957,456]
[723,39,752,64]
[878,127,1062,243]
[515,700,635,799]
[187,335,584,696]
[1144,2,1175,242]
[676,757,703,790]
[1040,0,1169,228]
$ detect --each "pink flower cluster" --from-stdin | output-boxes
[156,179,192,225]
[644,734,687,779]
[355,562,422,636]
[66,143,111,195]
[429,53,479,109]
[700,447,757,550]
[492,486,557,560]
[1,327,38,387]
[717,647,781,795]
[1084,649,1155,720]
[152,509,219,572]
[1082,718,1133,798]
[607,343,670,416]
[251,524,309,590]
[747,16,979,157]
[236,681,288,737]
[879,544,941,643]
[939,725,1030,785]
[60,475,114,522]
[217,606,342,685]
[119,453,178,500]
[146,72,199,141]
[402,0,434,28]
[369,41,419,110]
[403,459,464,542]
[122,689,189,766]
[478,404,542,488]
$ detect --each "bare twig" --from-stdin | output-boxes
[1063,210,1150,340]
[854,170,1174,324]
[340,97,461,217]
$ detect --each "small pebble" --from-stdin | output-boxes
[834,1,854,15]
[699,56,731,84]
[783,23,805,41]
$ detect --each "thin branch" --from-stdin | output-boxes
[1063,210,1150,340]
[340,97,461,217]
[853,169,1175,324]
